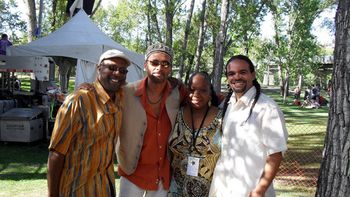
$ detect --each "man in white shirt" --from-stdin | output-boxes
[209,55,288,197]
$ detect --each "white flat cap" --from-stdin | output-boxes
[98,49,131,66]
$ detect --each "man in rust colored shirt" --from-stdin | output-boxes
[117,43,187,197]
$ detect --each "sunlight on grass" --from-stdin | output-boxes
[275,181,316,197]
[0,179,48,197]
[260,88,329,196]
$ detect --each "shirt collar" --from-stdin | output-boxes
[93,80,123,106]
[230,86,256,107]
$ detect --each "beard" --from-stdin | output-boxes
[230,80,247,93]
[148,73,167,84]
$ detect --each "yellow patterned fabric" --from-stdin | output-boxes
[169,107,222,197]
[49,80,123,197]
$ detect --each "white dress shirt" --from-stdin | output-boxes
[209,87,288,197]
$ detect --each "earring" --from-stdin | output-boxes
[208,100,212,107]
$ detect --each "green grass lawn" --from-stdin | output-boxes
[0,142,48,196]
[0,86,329,196]
[13,74,76,93]
[263,87,328,197]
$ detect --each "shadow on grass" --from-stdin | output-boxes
[288,131,325,148]
[0,172,47,180]
[0,141,49,181]
[275,126,325,196]
[0,141,122,182]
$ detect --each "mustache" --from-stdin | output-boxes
[231,80,245,83]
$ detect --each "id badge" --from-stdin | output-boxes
[186,156,200,176]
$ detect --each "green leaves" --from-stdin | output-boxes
[0,0,26,42]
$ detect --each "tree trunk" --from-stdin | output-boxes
[151,0,162,43]
[193,0,207,73]
[146,0,152,46]
[51,0,58,28]
[282,70,290,103]
[316,0,350,196]
[24,0,37,42]
[178,0,195,79]
[271,6,285,96]
[90,0,102,17]
[243,34,249,55]
[277,63,284,96]
[164,0,174,47]
[297,73,303,90]
[212,0,229,93]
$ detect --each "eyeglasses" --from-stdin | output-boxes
[102,64,128,74]
[148,60,171,68]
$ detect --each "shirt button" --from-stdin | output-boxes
[159,146,162,149]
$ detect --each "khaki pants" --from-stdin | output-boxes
[118,176,168,197]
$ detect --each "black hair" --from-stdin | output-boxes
[222,55,261,122]
[1,34,8,39]
[188,71,219,107]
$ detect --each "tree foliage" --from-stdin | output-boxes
[6,0,336,94]
[258,0,334,99]
[93,0,146,53]
[0,0,26,42]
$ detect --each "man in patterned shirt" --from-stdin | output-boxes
[47,49,131,197]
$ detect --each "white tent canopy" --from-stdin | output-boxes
[7,10,144,84]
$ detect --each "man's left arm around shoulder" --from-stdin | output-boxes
[168,77,188,105]
[249,152,283,197]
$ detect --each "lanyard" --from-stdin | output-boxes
[189,106,210,154]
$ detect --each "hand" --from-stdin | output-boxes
[78,82,94,91]
[249,190,265,197]
[168,77,183,89]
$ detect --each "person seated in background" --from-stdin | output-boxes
[168,71,222,197]
[12,76,21,91]
[301,98,320,109]
[327,80,332,97]
[0,33,12,55]
[310,84,320,105]
[293,86,301,100]
[293,86,301,106]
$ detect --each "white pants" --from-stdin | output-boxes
[118,176,168,197]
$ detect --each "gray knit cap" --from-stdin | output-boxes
[145,43,173,60]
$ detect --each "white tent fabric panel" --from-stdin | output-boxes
[74,59,96,90]
[7,10,144,83]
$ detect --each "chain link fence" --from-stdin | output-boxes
[275,124,326,196]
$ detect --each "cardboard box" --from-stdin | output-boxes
[0,119,43,142]
[0,108,43,142]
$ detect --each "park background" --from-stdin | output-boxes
[1,0,349,196]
